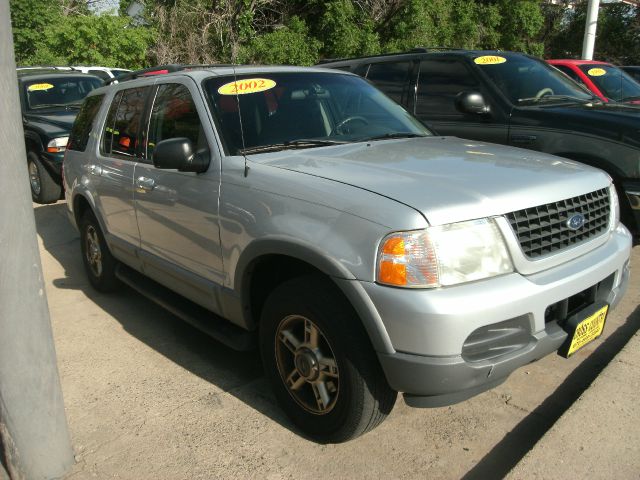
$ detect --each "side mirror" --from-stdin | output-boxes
[455,91,491,115]
[152,137,209,173]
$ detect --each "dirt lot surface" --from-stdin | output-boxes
[34,202,639,480]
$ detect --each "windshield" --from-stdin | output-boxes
[475,55,594,105]
[205,72,430,155]
[23,76,103,110]
[578,64,640,102]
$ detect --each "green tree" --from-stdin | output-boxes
[29,14,153,68]
[10,0,63,64]
[239,16,321,65]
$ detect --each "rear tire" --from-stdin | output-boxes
[80,210,120,292]
[27,151,61,204]
[260,275,397,443]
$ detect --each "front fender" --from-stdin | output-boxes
[234,237,395,354]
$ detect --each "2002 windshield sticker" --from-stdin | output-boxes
[218,78,276,95]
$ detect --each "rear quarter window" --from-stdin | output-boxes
[67,94,105,152]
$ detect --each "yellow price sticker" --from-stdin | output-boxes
[218,78,276,95]
[27,83,54,92]
[474,56,507,66]
[587,68,607,77]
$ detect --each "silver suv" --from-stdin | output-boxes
[63,64,632,442]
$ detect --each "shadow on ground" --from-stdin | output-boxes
[34,203,298,437]
[463,303,640,480]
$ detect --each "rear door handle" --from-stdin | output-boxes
[135,176,156,191]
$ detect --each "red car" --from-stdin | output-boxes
[548,59,640,104]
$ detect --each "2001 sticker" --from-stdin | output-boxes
[474,56,507,65]
[218,78,276,95]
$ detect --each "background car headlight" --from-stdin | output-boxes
[609,184,620,230]
[46,136,69,153]
[377,218,514,288]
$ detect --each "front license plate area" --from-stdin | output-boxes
[558,303,609,358]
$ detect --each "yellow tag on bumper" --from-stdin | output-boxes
[566,304,608,356]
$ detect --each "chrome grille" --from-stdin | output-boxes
[506,188,610,259]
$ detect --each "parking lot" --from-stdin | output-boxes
[34,202,639,480]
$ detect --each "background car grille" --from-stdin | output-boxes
[506,188,610,259]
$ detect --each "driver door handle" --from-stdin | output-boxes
[135,176,156,191]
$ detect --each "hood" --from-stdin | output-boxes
[24,110,78,133]
[513,102,640,148]
[249,137,609,226]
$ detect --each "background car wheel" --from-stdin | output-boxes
[80,210,120,292]
[260,275,397,443]
[27,151,61,204]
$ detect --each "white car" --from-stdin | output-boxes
[69,66,131,81]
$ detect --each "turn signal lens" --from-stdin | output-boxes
[377,231,439,288]
[46,136,69,153]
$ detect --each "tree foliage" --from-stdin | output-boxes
[9,0,640,69]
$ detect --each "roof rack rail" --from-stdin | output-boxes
[104,64,184,85]
[104,63,238,85]
[408,47,466,53]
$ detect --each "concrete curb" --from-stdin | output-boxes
[507,329,640,479]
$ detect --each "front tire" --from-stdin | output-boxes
[260,275,397,443]
[27,151,61,204]
[80,210,120,292]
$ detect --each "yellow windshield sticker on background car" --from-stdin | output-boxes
[587,68,607,77]
[218,78,276,95]
[473,56,507,65]
[27,83,54,91]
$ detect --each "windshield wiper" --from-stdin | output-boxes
[517,94,597,105]
[362,132,428,141]
[31,103,81,110]
[620,95,640,102]
[238,139,347,155]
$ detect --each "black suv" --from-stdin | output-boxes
[320,49,640,235]
[18,70,103,203]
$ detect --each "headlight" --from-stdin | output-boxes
[610,184,620,230]
[46,137,69,153]
[377,218,513,288]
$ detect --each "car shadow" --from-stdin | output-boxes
[462,302,640,480]
[33,202,301,438]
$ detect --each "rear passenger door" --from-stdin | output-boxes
[94,86,150,267]
[364,60,416,110]
[133,80,225,312]
[414,58,509,144]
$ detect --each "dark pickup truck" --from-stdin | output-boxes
[320,49,640,236]
[18,70,102,203]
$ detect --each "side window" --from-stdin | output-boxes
[365,61,412,104]
[102,91,122,154]
[416,59,481,118]
[147,83,208,160]
[67,94,104,152]
[102,87,148,159]
[555,65,584,85]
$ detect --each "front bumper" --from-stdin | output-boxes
[364,225,632,407]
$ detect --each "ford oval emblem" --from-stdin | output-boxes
[567,213,586,230]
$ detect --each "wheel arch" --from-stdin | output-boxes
[236,239,394,354]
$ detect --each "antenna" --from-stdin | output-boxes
[231,65,250,177]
